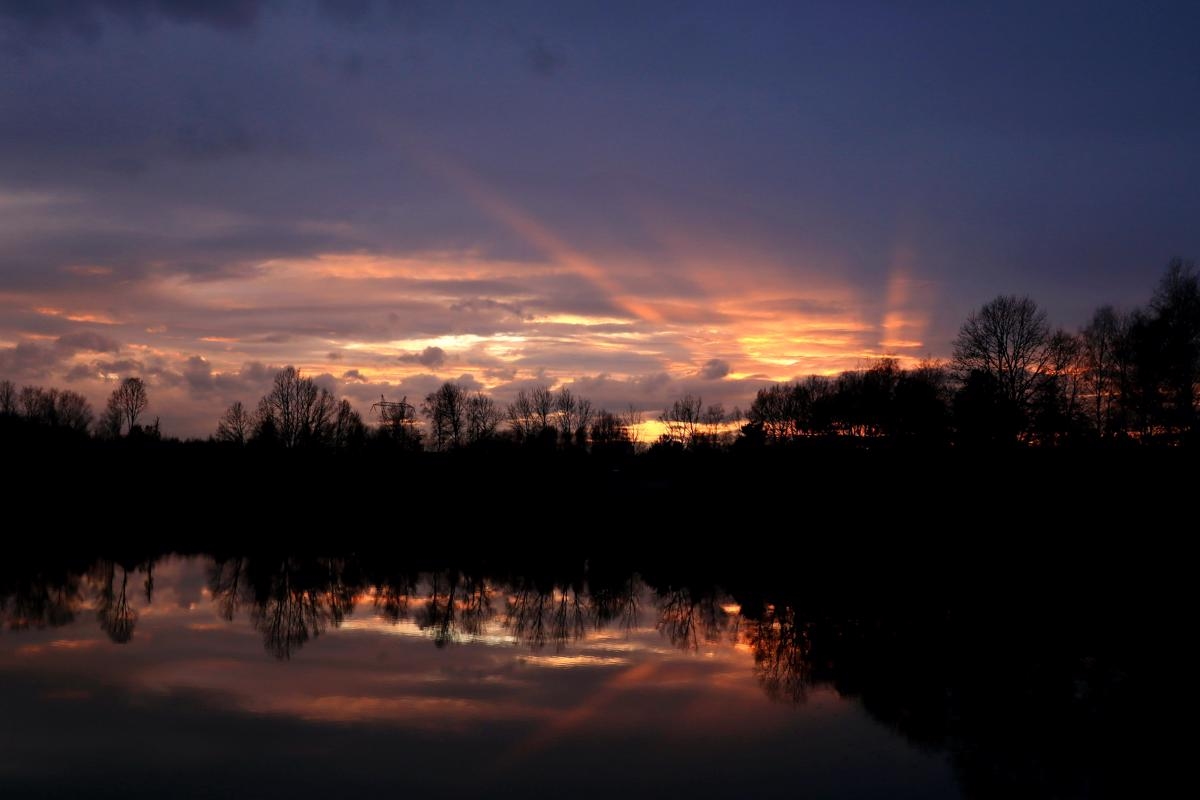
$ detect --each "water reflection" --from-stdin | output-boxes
[0,553,1146,799]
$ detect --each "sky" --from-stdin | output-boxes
[2,0,1199,436]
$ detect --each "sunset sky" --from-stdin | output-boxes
[2,1,1199,435]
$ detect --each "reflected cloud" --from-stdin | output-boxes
[0,553,1144,798]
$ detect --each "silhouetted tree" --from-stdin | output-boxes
[7,385,92,433]
[555,387,594,447]
[110,377,149,434]
[955,370,1021,445]
[422,381,466,450]
[590,409,633,456]
[1147,259,1200,436]
[1031,330,1086,443]
[1081,306,1124,435]
[255,366,337,448]
[622,404,645,449]
[97,396,124,439]
[506,385,556,444]
[0,379,15,415]
[829,359,901,436]
[331,398,365,448]
[953,295,1051,434]
[54,390,93,434]
[18,385,48,420]
[215,400,252,445]
[660,394,703,447]
[464,391,501,444]
[893,360,951,442]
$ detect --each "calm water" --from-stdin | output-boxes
[0,554,1137,798]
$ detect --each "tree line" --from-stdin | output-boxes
[742,259,1199,446]
[4,260,1198,451]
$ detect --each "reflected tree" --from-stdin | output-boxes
[208,556,358,659]
[372,572,417,623]
[0,566,83,630]
[588,573,640,632]
[505,580,553,649]
[743,604,813,703]
[655,586,730,651]
[94,561,138,644]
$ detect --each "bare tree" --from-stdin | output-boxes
[660,394,703,447]
[1049,330,1084,422]
[506,384,555,442]
[0,379,15,415]
[622,404,644,448]
[109,377,149,433]
[531,385,555,432]
[54,390,93,433]
[1081,305,1123,435]
[256,366,337,447]
[506,388,536,440]
[422,382,466,450]
[215,401,252,445]
[5,385,89,431]
[1148,259,1200,433]
[331,399,364,447]
[465,392,501,444]
[19,385,53,421]
[953,295,1051,414]
[555,387,594,446]
[97,394,124,439]
[590,409,631,453]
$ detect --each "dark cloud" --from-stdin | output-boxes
[0,342,57,378]
[524,36,565,77]
[341,368,367,382]
[0,0,267,42]
[0,331,121,378]
[64,363,99,381]
[172,121,258,161]
[398,346,446,368]
[698,358,730,380]
[316,0,372,25]
[182,355,214,392]
[55,331,120,354]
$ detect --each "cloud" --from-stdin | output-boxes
[55,331,120,354]
[0,0,267,43]
[315,0,372,25]
[0,330,121,378]
[182,355,214,392]
[524,36,565,77]
[698,359,730,380]
[399,346,447,368]
[0,342,57,378]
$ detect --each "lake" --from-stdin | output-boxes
[0,553,1142,798]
